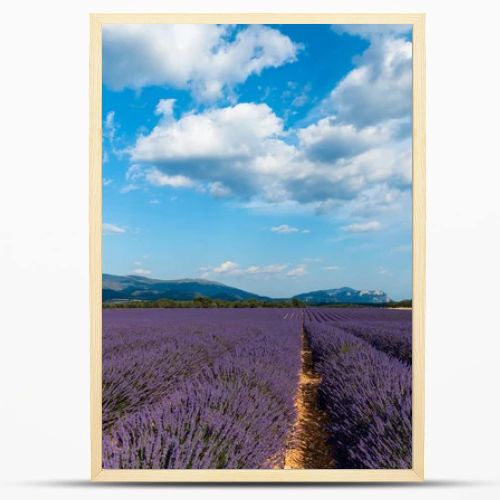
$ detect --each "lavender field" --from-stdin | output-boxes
[102,307,412,469]
[305,309,412,469]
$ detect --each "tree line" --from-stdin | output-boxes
[103,297,412,309]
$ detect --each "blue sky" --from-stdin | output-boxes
[102,24,413,300]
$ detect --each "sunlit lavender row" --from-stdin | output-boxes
[314,309,412,364]
[305,309,412,469]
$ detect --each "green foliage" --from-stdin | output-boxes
[103,296,308,309]
[386,299,412,308]
[103,296,412,309]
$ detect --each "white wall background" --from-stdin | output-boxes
[1,1,499,499]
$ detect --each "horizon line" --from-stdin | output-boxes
[102,272,412,301]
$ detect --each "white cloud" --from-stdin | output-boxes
[155,98,176,119]
[125,164,144,182]
[103,111,125,158]
[123,29,412,221]
[130,268,151,276]
[315,199,341,215]
[103,223,125,235]
[341,183,410,218]
[208,260,289,278]
[260,264,288,274]
[208,181,232,198]
[131,101,302,199]
[241,264,288,277]
[323,265,340,271]
[133,102,286,165]
[319,35,412,127]
[331,24,411,40]
[103,24,299,101]
[287,265,307,277]
[342,220,381,233]
[299,116,400,162]
[102,178,113,186]
[131,100,409,212]
[104,111,116,142]
[145,168,196,188]
[213,261,240,274]
[271,224,299,234]
[124,164,197,190]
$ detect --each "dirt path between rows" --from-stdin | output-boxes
[283,326,335,469]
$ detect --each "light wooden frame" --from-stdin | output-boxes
[90,13,425,483]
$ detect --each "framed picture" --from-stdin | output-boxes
[90,13,425,482]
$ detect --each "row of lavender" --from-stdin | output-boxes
[309,308,412,364]
[102,309,302,469]
[305,308,412,469]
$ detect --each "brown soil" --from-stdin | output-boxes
[283,327,335,469]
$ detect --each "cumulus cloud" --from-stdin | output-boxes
[299,117,402,162]
[122,27,412,222]
[145,168,196,188]
[271,224,299,234]
[103,223,126,235]
[130,268,151,276]
[130,99,410,212]
[253,264,288,278]
[103,24,299,101]
[205,261,289,278]
[133,101,286,165]
[287,265,307,277]
[318,35,412,127]
[131,102,298,198]
[123,164,197,190]
[213,261,240,274]
[342,221,381,233]
[341,183,411,218]
[202,261,311,280]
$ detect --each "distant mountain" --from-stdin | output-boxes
[102,274,268,302]
[293,287,391,304]
[103,274,393,305]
